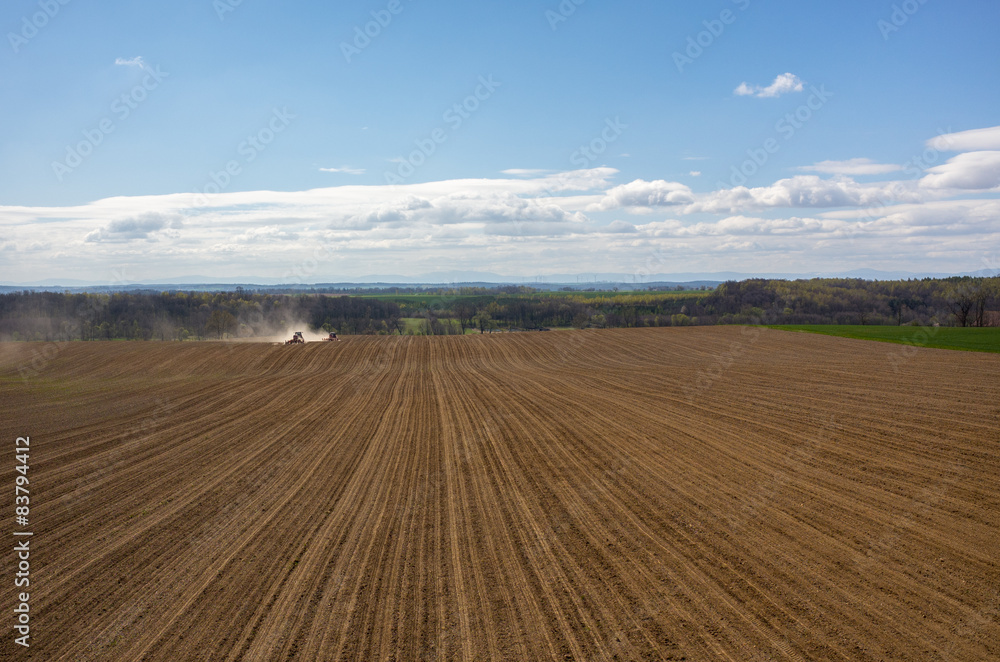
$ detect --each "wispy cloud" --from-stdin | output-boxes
[114,56,146,68]
[800,158,902,176]
[501,169,552,177]
[734,73,804,98]
[927,125,1000,151]
[320,166,366,175]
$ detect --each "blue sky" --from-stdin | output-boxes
[1,0,999,282]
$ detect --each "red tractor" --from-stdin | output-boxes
[324,332,340,342]
[285,331,305,345]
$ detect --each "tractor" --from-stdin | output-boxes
[324,332,340,342]
[285,331,305,345]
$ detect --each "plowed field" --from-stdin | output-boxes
[1,327,998,661]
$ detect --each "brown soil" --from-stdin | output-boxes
[1,327,997,660]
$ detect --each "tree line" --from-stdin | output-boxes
[0,277,997,341]
[702,276,999,327]
[0,289,403,342]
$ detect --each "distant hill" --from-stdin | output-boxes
[0,268,987,292]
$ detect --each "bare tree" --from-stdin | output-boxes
[473,310,493,334]
[386,315,404,335]
[973,283,988,327]
[946,286,976,327]
[888,298,906,326]
[455,303,474,335]
[206,310,236,339]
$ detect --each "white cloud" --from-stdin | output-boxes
[85,212,183,243]
[800,158,902,176]
[928,126,1000,152]
[689,171,702,177]
[687,175,924,214]
[332,191,590,237]
[2,164,997,281]
[920,151,1000,190]
[529,167,618,194]
[338,196,433,228]
[604,220,637,234]
[236,226,299,242]
[320,166,366,175]
[594,179,694,211]
[114,56,146,68]
[820,199,1000,241]
[501,169,552,177]
[677,216,834,237]
[734,73,804,98]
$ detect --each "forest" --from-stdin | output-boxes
[0,277,997,341]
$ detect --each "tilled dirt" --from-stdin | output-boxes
[1,327,997,661]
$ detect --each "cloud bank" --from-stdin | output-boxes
[2,127,998,281]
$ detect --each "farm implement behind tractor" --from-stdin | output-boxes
[284,331,340,344]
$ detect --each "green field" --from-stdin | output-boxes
[768,325,1000,353]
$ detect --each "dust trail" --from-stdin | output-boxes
[237,322,335,344]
